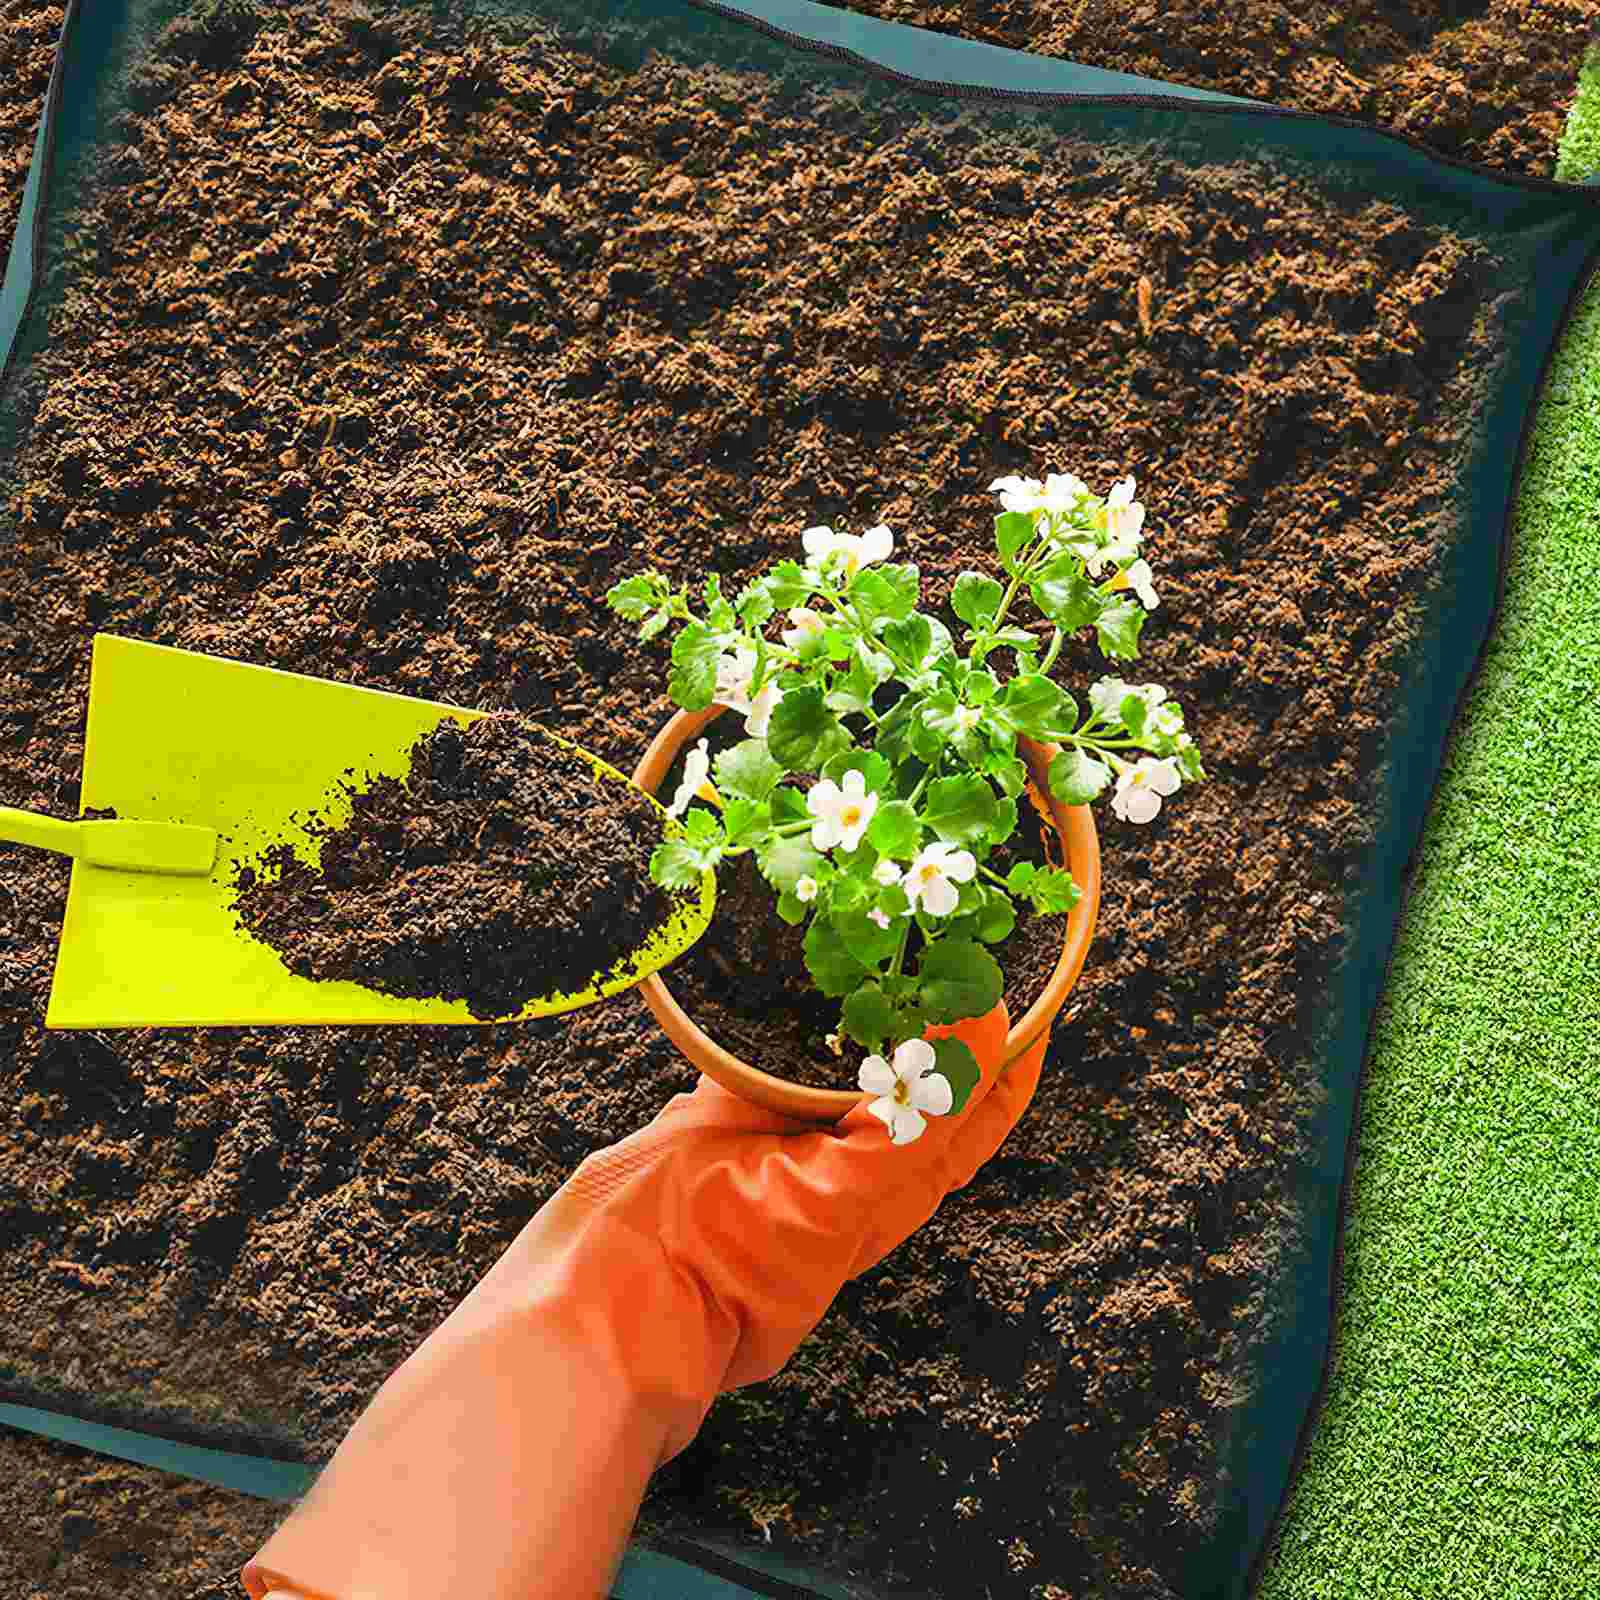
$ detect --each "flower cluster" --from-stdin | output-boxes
[608,470,1205,1145]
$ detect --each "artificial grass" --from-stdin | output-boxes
[1252,43,1600,1600]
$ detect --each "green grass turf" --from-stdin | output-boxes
[1253,44,1600,1600]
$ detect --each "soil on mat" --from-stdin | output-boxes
[656,733,1069,1091]
[0,1,1566,1596]
[225,712,688,1020]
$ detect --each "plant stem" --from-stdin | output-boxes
[888,916,912,977]
[1037,626,1065,675]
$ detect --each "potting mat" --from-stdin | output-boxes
[1,1,1597,1597]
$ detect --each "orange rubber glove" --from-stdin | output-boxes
[240,997,1050,1600]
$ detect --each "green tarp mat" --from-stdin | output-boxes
[1,1,1597,1597]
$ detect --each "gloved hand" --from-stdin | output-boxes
[241,997,1051,1600]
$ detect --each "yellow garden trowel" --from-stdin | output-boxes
[2,633,715,1030]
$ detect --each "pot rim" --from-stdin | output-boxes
[632,702,1101,1122]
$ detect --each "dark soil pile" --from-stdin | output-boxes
[225,711,688,1021]
[655,734,1068,1090]
[0,1,1563,1596]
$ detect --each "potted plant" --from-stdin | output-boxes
[607,470,1206,1144]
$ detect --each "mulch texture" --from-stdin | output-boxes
[0,0,1581,1595]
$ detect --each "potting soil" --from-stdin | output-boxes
[225,711,686,1021]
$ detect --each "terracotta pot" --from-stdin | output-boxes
[632,702,1101,1123]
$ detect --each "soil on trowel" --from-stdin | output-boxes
[226,713,689,1021]
[658,735,1070,1091]
[0,0,1577,1596]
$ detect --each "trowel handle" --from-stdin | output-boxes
[0,806,81,860]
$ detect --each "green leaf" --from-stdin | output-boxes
[1119,692,1148,739]
[951,570,1004,628]
[995,510,1038,564]
[916,688,983,763]
[720,796,766,847]
[989,625,1040,650]
[923,614,957,665]
[1028,551,1101,632]
[830,874,869,913]
[974,886,1016,943]
[928,1036,982,1115]
[1005,861,1037,893]
[1176,737,1207,783]
[765,559,814,609]
[983,753,1027,799]
[909,710,946,764]
[637,608,672,642]
[997,674,1069,736]
[984,718,1018,760]
[749,628,771,698]
[962,669,999,706]
[875,562,921,620]
[866,799,922,859]
[874,882,911,921]
[1048,747,1113,806]
[986,795,1018,846]
[756,834,826,893]
[669,622,722,711]
[703,574,736,634]
[873,694,921,767]
[821,749,892,796]
[769,784,809,826]
[850,569,899,629]
[803,918,874,998]
[842,983,898,1053]
[682,808,723,847]
[833,905,902,967]
[605,572,660,619]
[823,653,876,717]
[650,837,709,891]
[735,578,776,628]
[916,936,1003,1024]
[923,774,998,846]
[1024,865,1081,914]
[881,611,932,670]
[854,637,897,686]
[1096,599,1146,661]
[767,685,851,769]
[776,889,808,925]
[715,738,785,802]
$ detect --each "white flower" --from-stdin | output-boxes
[990,472,1089,522]
[715,645,785,738]
[1108,558,1159,611]
[667,737,712,819]
[872,859,903,886]
[1090,678,1168,723]
[859,1037,953,1146]
[795,875,819,902]
[1151,702,1184,739]
[1068,531,1142,580]
[1110,756,1182,824]
[1103,476,1146,546]
[867,908,891,930]
[953,704,982,737]
[801,523,894,584]
[780,607,827,651]
[900,841,977,918]
[806,769,879,853]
